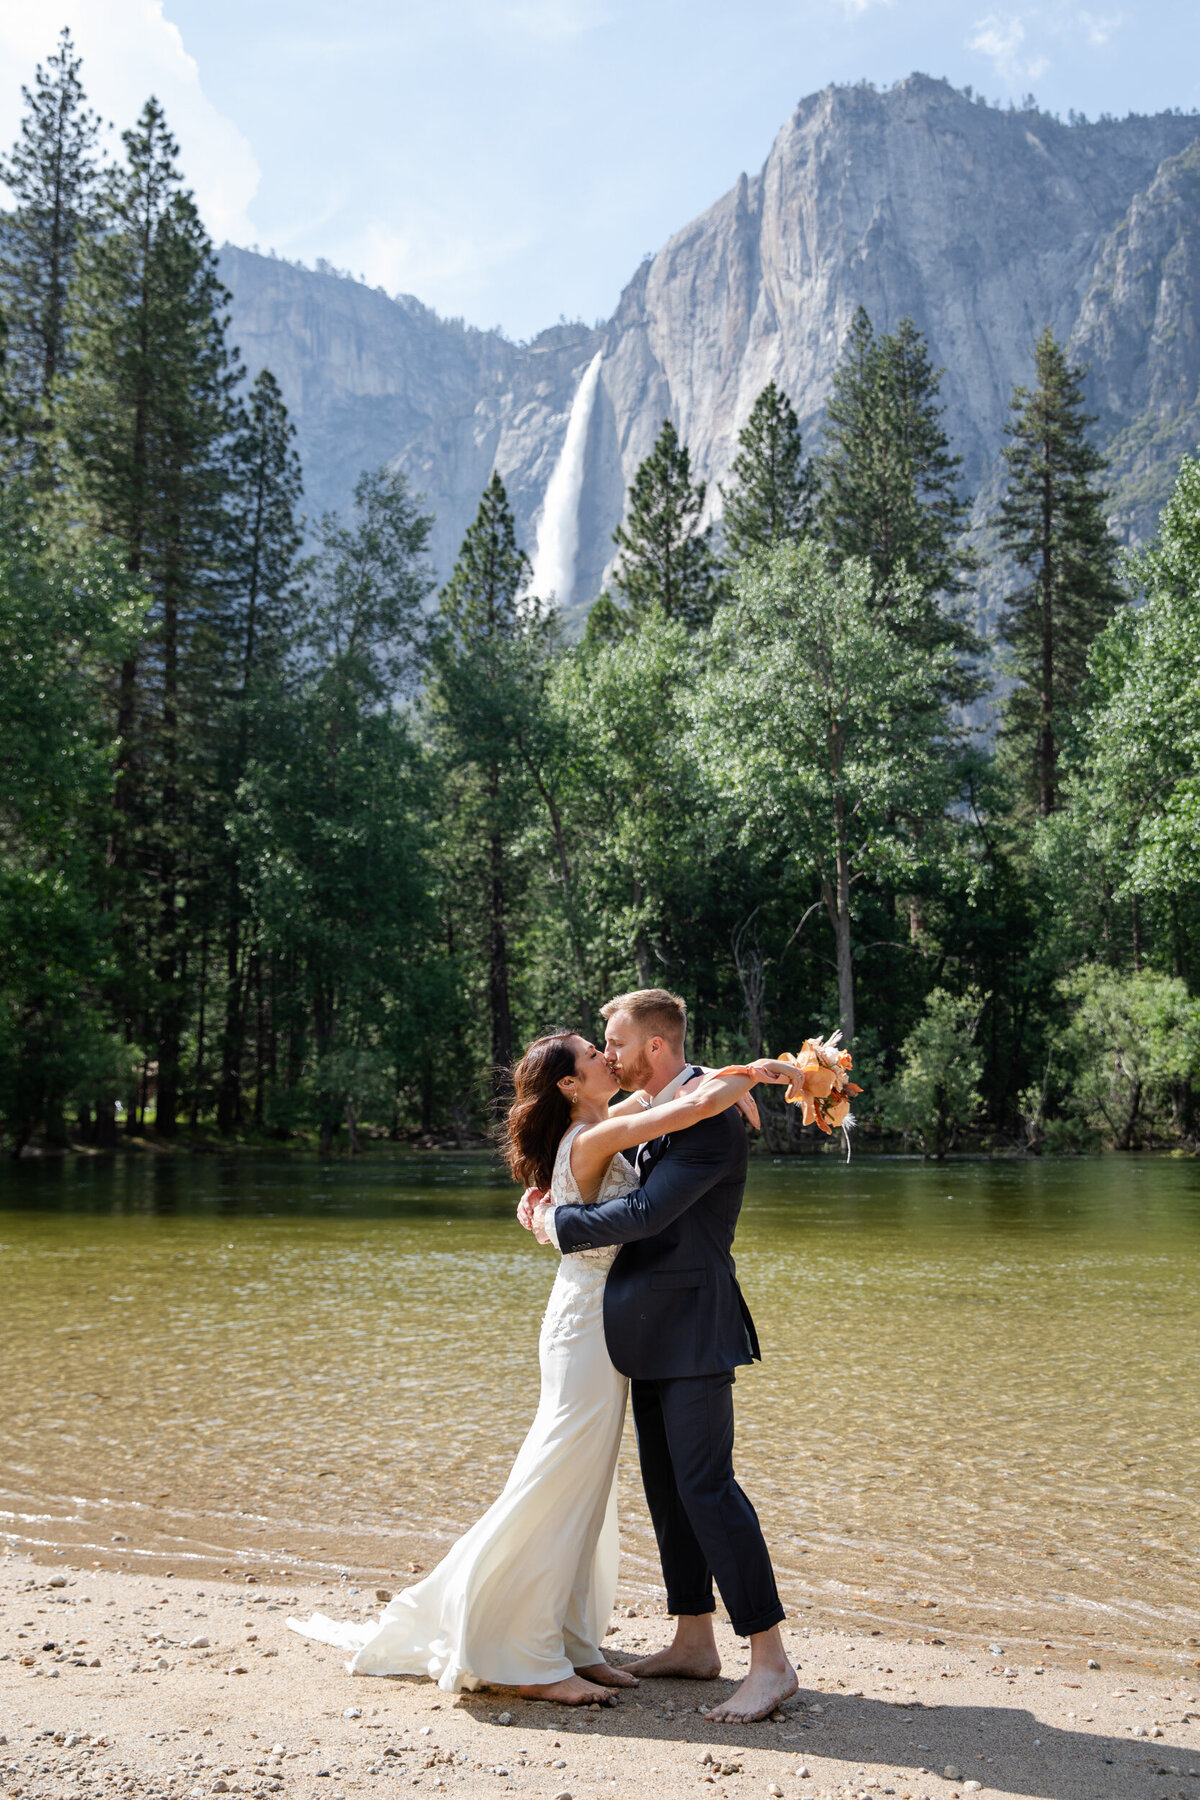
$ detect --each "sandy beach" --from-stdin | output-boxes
[3,1551,1199,1800]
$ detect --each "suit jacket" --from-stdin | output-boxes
[552,1103,761,1380]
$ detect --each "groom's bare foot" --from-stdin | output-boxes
[576,1661,639,1688]
[626,1643,721,1680]
[704,1661,798,1724]
[517,1674,616,1705]
[629,1613,721,1680]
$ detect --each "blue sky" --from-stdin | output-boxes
[0,0,1196,339]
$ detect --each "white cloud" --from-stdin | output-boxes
[1076,8,1122,46]
[503,0,613,38]
[967,12,1049,83]
[336,214,540,317]
[0,1,259,243]
[840,0,892,16]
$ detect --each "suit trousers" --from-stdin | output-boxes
[631,1370,784,1638]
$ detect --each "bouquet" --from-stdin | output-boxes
[778,1030,861,1138]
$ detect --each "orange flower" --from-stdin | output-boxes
[824,1093,851,1129]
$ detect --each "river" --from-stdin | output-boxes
[2,1150,1198,1661]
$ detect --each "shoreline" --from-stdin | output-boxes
[3,1552,1198,1800]
[6,1134,1195,1164]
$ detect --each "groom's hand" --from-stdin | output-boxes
[517,1185,547,1231]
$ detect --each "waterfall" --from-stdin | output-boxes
[530,351,603,604]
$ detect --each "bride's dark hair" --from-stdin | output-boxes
[502,1031,580,1190]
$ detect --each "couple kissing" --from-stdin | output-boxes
[291,987,813,1725]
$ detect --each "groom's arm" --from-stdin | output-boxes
[550,1116,733,1253]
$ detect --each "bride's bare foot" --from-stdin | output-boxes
[626,1642,721,1680]
[704,1660,798,1724]
[576,1661,639,1688]
[517,1674,616,1705]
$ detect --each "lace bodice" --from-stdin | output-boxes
[549,1124,637,1269]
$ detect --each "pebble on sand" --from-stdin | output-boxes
[943,1767,961,1782]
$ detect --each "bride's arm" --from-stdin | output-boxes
[570,1060,804,1186]
[606,1090,653,1117]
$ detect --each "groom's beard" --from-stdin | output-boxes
[614,1048,654,1093]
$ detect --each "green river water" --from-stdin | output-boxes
[2,1151,1198,1660]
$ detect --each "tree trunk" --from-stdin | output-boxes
[190,922,208,1127]
[1119,1078,1142,1152]
[420,1055,434,1136]
[1038,456,1056,816]
[155,528,182,1136]
[822,797,856,1045]
[252,949,266,1128]
[732,912,766,1059]
[487,767,513,1102]
[217,904,244,1134]
[631,878,652,987]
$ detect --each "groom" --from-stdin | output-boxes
[521,987,797,1724]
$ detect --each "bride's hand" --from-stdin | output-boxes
[734,1090,761,1131]
[751,1057,810,1103]
[517,1185,547,1232]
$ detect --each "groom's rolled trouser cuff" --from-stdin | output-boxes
[632,1372,784,1639]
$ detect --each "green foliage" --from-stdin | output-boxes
[691,538,960,1043]
[214,367,307,1134]
[818,309,977,659]
[719,382,816,564]
[0,488,146,1147]
[3,50,1200,1156]
[612,419,723,629]
[881,986,985,1158]
[0,28,99,424]
[1058,966,1199,1149]
[429,471,552,1091]
[237,469,440,1149]
[996,326,1124,816]
[59,97,242,1135]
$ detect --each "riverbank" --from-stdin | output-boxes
[4,1553,1198,1800]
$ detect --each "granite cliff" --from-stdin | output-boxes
[218,74,1200,608]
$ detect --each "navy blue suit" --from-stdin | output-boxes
[552,1082,784,1637]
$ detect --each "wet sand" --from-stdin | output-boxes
[4,1550,1199,1800]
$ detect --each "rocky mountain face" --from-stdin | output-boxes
[218,75,1200,608]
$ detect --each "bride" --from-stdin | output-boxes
[289,1031,802,1703]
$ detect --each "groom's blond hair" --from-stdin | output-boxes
[601,987,687,1052]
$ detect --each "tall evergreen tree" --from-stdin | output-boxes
[216,369,304,1134]
[996,326,1124,816]
[433,471,534,1098]
[62,97,241,1135]
[819,308,977,671]
[612,418,723,629]
[720,381,816,563]
[0,30,100,436]
[238,467,435,1152]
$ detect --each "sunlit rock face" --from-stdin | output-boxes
[219,76,1200,609]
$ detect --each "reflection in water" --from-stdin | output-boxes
[2,1151,1199,1659]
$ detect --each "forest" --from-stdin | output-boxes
[2,32,1198,1159]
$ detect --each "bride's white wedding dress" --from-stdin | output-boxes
[288,1124,634,1691]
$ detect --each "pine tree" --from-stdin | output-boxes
[612,418,723,629]
[216,369,304,1134]
[719,381,816,563]
[433,472,535,1099]
[996,326,1124,817]
[439,469,530,651]
[62,98,241,1136]
[818,308,977,669]
[0,29,100,436]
